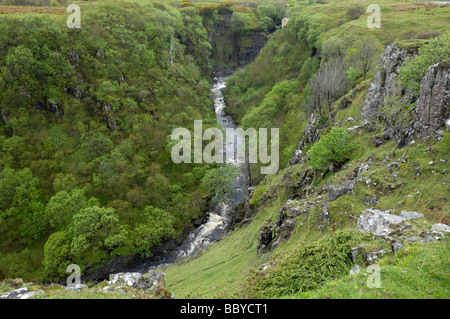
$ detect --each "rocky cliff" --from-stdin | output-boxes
[413,59,450,138]
[360,43,418,120]
[361,43,449,146]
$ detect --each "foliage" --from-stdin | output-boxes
[399,32,450,95]
[130,206,177,256]
[70,206,127,257]
[353,38,379,80]
[43,231,72,279]
[242,231,368,298]
[375,84,411,138]
[231,12,251,36]
[0,0,218,279]
[45,189,90,230]
[307,58,346,116]
[308,127,355,171]
[0,167,46,244]
[200,164,240,205]
[346,5,365,21]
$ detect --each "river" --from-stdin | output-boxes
[124,75,248,273]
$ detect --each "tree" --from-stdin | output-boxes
[201,164,240,205]
[231,12,251,36]
[43,231,72,279]
[375,85,410,138]
[354,38,379,80]
[79,131,114,162]
[130,206,177,256]
[3,45,38,93]
[45,189,89,230]
[399,32,450,95]
[308,127,355,171]
[70,206,126,257]
[307,58,346,115]
[0,167,46,243]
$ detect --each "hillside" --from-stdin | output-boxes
[0,0,449,301]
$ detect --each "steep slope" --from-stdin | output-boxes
[159,0,450,298]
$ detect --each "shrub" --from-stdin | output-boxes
[242,231,369,298]
[346,5,365,21]
[231,12,251,36]
[43,231,72,279]
[399,32,450,95]
[217,1,233,14]
[308,127,355,171]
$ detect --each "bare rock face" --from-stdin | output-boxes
[287,114,320,166]
[413,60,450,138]
[257,224,273,253]
[327,179,357,202]
[360,44,417,120]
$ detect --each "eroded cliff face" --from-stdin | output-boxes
[360,43,418,119]
[413,60,450,138]
[361,43,449,145]
[210,11,269,76]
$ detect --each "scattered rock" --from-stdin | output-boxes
[65,284,88,292]
[321,202,330,225]
[0,287,28,299]
[386,162,400,170]
[17,290,45,299]
[350,265,360,275]
[372,136,383,148]
[327,179,357,202]
[400,211,424,220]
[364,196,379,207]
[391,241,403,253]
[351,246,365,265]
[431,223,450,233]
[272,219,296,249]
[382,127,395,140]
[416,166,422,176]
[356,209,405,234]
[364,249,391,264]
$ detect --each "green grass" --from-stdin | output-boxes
[162,195,284,298]
[296,239,450,299]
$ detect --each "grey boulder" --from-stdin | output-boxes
[356,209,406,233]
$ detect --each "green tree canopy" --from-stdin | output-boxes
[0,167,46,243]
[70,206,127,257]
[399,32,450,95]
[45,188,90,230]
[231,12,251,36]
[201,164,240,205]
[308,127,355,171]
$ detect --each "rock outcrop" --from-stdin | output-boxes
[413,60,450,138]
[257,224,273,253]
[327,179,357,202]
[103,270,173,298]
[0,287,45,299]
[360,43,418,120]
[287,114,320,166]
[361,43,449,145]
[356,209,406,234]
